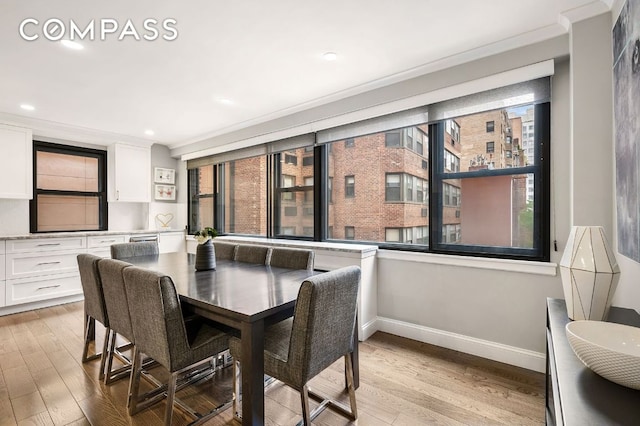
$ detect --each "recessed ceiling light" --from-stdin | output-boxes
[323,52,338,61]
[216,97,233,105]
[20,104,35,111]
[61,40,84,50]
[144,130,155,136]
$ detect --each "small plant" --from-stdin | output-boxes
[193,227,218,244]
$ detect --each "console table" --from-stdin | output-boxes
[546,298,640,425]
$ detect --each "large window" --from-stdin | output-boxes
[31,141,107,232]
[187,78,550,261]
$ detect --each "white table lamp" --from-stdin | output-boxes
[559,226,620,320]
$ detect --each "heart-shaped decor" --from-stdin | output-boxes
[155,213,174,228]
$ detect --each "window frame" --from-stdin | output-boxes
[30,141,108,233]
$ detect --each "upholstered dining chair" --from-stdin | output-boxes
[110,241,159,259]
[234,244,271,264]
[123,266,232,425]
[212,241,238,260]
[230,265,361,425]
[77,254,110,380]
[97,258,139,385]
[269,247,315,270]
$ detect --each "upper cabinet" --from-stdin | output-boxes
[108,143,150,202]
[0,124,33,199]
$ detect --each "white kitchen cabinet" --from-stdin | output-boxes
[0,124,33,199]
[87,233,129,258]
[108,143,150,202]
[158,231,185,253]
[4,236,83,310]
[0,241,5,307]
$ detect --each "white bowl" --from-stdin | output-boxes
[566,320,640,390]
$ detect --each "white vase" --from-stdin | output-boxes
[559,226,620,320]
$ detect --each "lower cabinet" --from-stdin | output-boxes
[6,273,81,306]
[0,281,5,307]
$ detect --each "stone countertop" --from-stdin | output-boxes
[213,235,378,255]
[0,229,185,240]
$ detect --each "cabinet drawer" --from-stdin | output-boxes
[0,281,5,307]
[0,254,5,280]
[7,237,86,253]
[6,273,81,306]
[87,234,128,249]
[6,250,81,279]
[87,248,112,258]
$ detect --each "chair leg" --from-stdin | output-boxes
[233,357,242,421]
[82,316,100,363]
[104,330,118,385]
[98,327,111,380]
[164,372,178,426]
[344,354,358,420]
[300,385,311,425]
[127,347,143,415]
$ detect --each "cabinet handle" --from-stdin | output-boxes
[101,239,116,243]
[37,243,61,247]
[116,190,120,200]
[36,284,61,291]
[36,261,61,266]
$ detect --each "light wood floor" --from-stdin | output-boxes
[0,302,545,425]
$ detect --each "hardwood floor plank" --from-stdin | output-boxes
[9,391,47,422]
[22,351,55,376]
[3,366,38,399]
[77,393,129,426]
[0,387,17,426]
[0,351,27,372]
[16,411,53,426]
[30,367,85,426]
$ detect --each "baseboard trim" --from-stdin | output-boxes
[0,295,84,317]
[360,317,379,341]
[376,316,546,373]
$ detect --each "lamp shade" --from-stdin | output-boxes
[559,226,620,320]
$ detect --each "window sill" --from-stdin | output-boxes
[377,249,557,276]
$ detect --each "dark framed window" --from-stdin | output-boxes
[188,164,215,233]
[486,121,495,132]
[284,153,297,165]
[186,78,550,261]
[345,138,355,148]
[30,141,107,232]
[345,175,355,198]
[486,141,495,153]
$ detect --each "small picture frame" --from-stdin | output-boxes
[154,184,176,201]
[154,167,175,184]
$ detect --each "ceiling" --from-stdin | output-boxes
[0,1,612,150]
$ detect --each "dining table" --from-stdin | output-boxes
[125,251,359,426]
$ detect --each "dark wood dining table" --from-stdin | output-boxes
[125,252,359,426]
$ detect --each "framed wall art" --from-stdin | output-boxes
[154,184,176,201]
[154,167,175,184]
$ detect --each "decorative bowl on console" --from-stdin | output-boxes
[566,320,640,390]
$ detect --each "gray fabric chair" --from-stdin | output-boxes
[230,265,361,425]
[97,258,139,385]
[123,266,231,425]
[269,247,315,270]
[212,241,238,260]
[77,254,110,380]
[110,241,159,259]
[234,244,271,264]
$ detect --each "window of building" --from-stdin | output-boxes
[486,121,495,132]
[345,175,355,198]
[328,177,333,203]
[385,174,401,201]
[385,131,401,147]
[345,138,355,148]
[284,206,297,216]
[302,156,313,166]
[284,153,297,165]
[282,174,296,201]
[506,150,512,158]
[31,141,107,232]
[344,226,355,240]
[188,164,215,232]
[486,141,495,153]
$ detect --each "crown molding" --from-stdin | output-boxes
[0,112,154,147]
[558,0,612,30]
